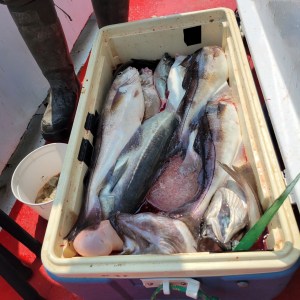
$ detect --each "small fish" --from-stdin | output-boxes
[154,53,175,109]
[140,67,161,120]
[167,55,187,112]
[99,109,179,219]
[110,212,197,254]
[66,67,145,241]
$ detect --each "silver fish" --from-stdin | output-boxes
[99,109,179,219]
[110,86,242,255]
[145,125,201,212]
[200,186,248,250]
[67,67,145,240]
[140,67,161,120]
[219,163,262,228]
[154,53,174,109]
[169,85,242,225]
[178,46,228,146]
[167,55,187,112]
[110,212,197,254]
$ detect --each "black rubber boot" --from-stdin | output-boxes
[91,0,129,27]
[4,0,81,142]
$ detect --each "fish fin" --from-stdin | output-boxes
[179,152,201,176]
[99,194,116,219]
[65,195,102,242]
[218,162,239,181]
[219,162,263,226]
[219,162,258,202]
[180,54,192,68]
[109,157,129,192]
[179,130,202,176]
[110,89,126,112]
[189,103,207,132]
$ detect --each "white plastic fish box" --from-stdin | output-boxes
[42,8,300,300]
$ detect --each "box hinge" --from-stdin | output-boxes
[84,111,99,136]
[77,138,93,167]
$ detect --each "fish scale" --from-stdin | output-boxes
[66,66,145,241]
[100,109,179,218]
[178,46,229,146]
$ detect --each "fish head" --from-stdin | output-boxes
[110,212,197,254]
[113,66,139,87]
[202,187,248,248]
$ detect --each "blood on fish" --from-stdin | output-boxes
[136,200,161,214]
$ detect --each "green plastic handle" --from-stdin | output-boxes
[150,284,219,300]
[233,172,300,252]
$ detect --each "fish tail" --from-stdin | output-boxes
[219,162,263,226]
[219,162,257,200]
[99,194,116,220]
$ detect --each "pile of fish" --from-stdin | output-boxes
[65,46,263,257]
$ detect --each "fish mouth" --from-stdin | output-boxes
[109,212,151,254]
[110,212,197,255]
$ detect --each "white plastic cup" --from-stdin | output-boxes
[11,143,68,220]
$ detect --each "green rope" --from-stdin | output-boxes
[150,284,219,300]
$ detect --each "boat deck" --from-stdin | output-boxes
[0,0,299,299]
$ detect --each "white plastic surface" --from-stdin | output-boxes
[11,143,67,220]
[237,0,300,210]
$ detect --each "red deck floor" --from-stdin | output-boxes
[1,0,300,299]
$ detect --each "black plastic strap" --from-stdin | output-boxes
[77,138,93,167]
[84,111,99,136]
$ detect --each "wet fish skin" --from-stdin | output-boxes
[99,109,179,219]
[201,186,248,248]
[145,153,200,212]
[169,86,242,227]
[178,46,229,144]
[219,163,262,228]
[154,53,175,109]
[140,67,161,120]
[66,67,145,241]
[145,124,201,212]
[167,55,187,112]
[110,212,197,254]
[110,87,242,255]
